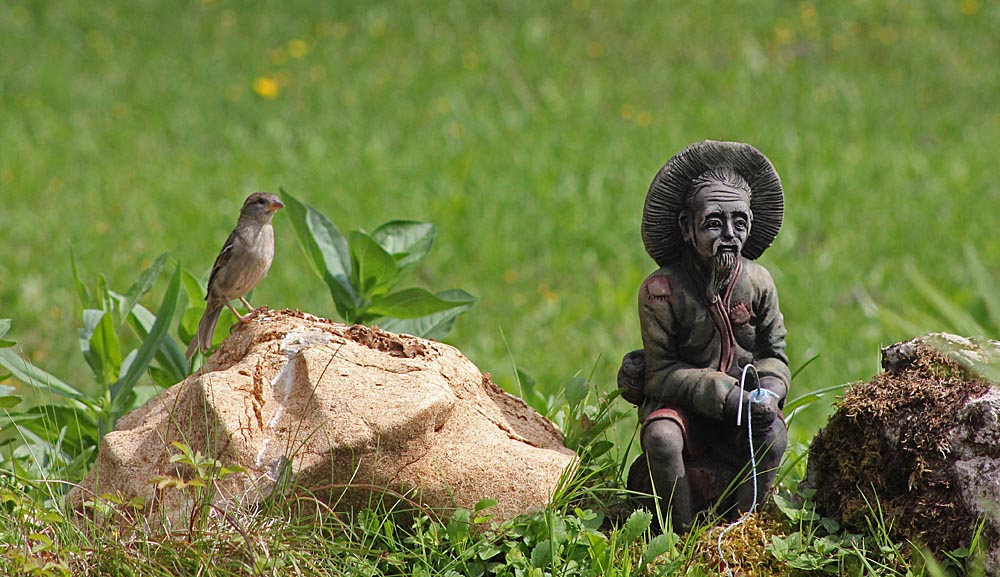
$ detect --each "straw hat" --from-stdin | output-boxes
[641,140,783,266]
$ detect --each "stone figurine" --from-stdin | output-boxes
[618,140,790,532]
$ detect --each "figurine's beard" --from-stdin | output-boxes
[708,249,739,300]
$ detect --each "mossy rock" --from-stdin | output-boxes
[805,334,1000,559]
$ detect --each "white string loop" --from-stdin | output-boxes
[718,363,760,576]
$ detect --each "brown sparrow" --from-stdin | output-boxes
[185,192,284,358]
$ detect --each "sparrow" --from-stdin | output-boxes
[185,192,284,358]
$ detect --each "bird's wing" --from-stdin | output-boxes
[205,229,240,300]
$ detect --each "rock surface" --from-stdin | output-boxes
[69,309,576,527]
[805,333,1000,563]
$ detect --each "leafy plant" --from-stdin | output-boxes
[0,252,184,483]
[767,488,861,574]
[0,478,72,577]
[281,189,475,339]
[141,441,247,533]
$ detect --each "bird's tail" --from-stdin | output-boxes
[185,304,224,359]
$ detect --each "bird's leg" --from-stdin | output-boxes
[227,302,251,322]
[239,296,254,310]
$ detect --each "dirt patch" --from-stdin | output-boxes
[346,324,429,358]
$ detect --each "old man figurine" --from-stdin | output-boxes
[619,140,790,532]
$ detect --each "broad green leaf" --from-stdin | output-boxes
[179,268,206,344]
[447,508,470,544]
[371,221,435,273]
[769,534,792,559]
[0,384,21,408]
[179,306,203,346]
[772,492,805,521]
[281,188,358,318]
[69,245,93,308]
[585,440,613,459]
[578,508,605,531]
[377,289,475,340]
[365,287,475,319]
[530,539,553,569]
[0,349,85,400]
[80,309,122,386]
[0,319,13,348]
[350,230,401,298]
[119,252,169,328]
[621,509,652,543]
[110,264,181,413]
[585,531,608,566]
[182,267,206,303]
[641,533,675,567]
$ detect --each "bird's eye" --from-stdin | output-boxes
[257,198,267,204]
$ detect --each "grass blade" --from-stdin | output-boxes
[904,261,987,337]
[964,244,1000,332]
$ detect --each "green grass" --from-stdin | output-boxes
[4,1,999,440]
[1,1,998,572]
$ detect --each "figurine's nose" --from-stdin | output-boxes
[721,220,736,240]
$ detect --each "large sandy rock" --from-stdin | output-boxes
[69,309,575,527]
[805,334,1000,566]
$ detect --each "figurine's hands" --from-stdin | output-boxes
[723,384,751,423]
[724,384,780,429]
[749,388,781,430]
[757,375,787,407]
[617,349,646,405]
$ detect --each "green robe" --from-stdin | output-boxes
[638,255,790,422]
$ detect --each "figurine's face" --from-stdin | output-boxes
[680,184,752,262]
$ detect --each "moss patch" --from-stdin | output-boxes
[806,339,993,552]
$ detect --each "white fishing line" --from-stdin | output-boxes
[718,363,761,576]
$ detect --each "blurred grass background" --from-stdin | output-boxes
[1,0,998,443]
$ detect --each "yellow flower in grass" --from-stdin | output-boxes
[289,39,310,58]
[253,76,280,99]
[961,0,979,15]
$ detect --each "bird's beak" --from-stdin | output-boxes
[270,199,285,211]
